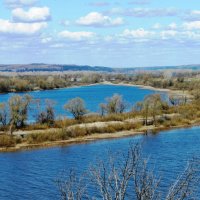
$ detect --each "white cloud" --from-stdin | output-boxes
[152,22,177,31]
[0,19,47,35]
[12,7,51,23]
[183,21,200,30]
[184,10,200,21]
[4,0,38,8]
[108,7,178,18]
[153,23,161,29]
[76,12,124,27]
[168,23,177,30]
[58,30,96,41]
[41,37,52,44]
[182,31,200,40]
[161,30,177,39]
[121,28,155,38]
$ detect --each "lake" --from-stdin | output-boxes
[0,84,166,120]
[0,126,200,199]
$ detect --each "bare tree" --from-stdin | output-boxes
[133,159,161,200]
[166,158,199,200]
[105,94,127,114]
[36,99,55,125]
[90,144,141,200]
[64,97,87,120]
[134,102,143,112]
[46,99,55,126]
[57,144,199,200]
[56,170,88,200]
[148,94,163,126]
[0,102,7,126]
[141,94,163,126]
[99,103,107,116]
[8,94,32,131]
[142,99,150,126]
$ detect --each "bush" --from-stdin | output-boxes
[65,127,88,137]
[27,130,69,144]
[0,135,16,147]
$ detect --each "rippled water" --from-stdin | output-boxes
[0,85,197,199]
[0,126,200,199]
[0,84,165,120]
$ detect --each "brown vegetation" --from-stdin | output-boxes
[0,70,200,95]
[0,135,17,147]
[1,71,200,150]
[1,94,200,151]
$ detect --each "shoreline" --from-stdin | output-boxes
[0,122,199,153]
[0,81,192,98]
[99,81,192,98]
[0,130,144,153]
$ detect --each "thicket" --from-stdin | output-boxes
[0,73,104,93]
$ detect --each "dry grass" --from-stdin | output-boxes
[0,135,17,147]
[2,96,200,149]
[26,130,69,144]
[25,121,142,144]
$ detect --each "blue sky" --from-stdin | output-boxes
[0,0,200,67]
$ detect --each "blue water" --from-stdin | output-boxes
[0,84,165,120]
[0,126,200,199]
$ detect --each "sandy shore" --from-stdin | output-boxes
[99,81,192,98]
[0,130,144,152]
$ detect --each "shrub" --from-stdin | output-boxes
[27,130,69,144]
[0,135,16,147]
[65,127,88,137]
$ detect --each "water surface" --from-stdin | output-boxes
[0,126,200,199]
[0,84,165,120]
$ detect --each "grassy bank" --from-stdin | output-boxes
[1,108,200,152]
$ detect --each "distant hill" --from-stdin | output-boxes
[0,64,114,73]
[0,64,200,73]
[117,65,200,72]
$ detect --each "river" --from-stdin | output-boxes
[0,126,200,199]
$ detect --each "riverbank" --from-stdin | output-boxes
[1,116,199,152]
[0,80,192,99]
[100,81,192,98]
[0,130,143,152]
[55,81,191,98]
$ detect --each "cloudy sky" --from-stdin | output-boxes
[1,0,200,67]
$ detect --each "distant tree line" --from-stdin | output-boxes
[0,71,200,97]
